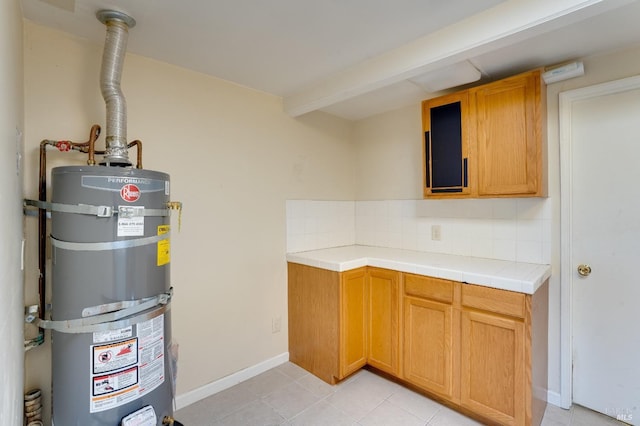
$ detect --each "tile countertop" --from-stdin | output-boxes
[286,245,551,295]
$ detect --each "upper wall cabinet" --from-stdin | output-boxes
[422,69,547,199]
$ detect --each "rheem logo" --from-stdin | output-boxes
[120,184,141,202]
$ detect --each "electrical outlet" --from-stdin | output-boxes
[431,225,442,241]
[272,316,282,334]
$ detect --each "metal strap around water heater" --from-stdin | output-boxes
[32,288,173,334]
[23,199,171,218]
[51,233,169,252]
[81,292,170,317]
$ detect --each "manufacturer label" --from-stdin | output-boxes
[120,184,141,202]
[117,206,144,237]
[82,175,166,193]
[93,326,133,344]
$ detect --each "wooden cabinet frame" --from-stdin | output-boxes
[422,92,472,197]
[472,71,546,196]
[367,267,401,376]
[288,263,548,425]
[288,263,367,384]
[422,69,547,199]
[340,268,368,378]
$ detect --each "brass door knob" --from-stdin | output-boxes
[577,264,592,277]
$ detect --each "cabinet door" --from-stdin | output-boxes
[423,92,471,197]
[367,268,400,375]
[403,296,453,398]
[339,268,368,379]
[473,70,544,196]
[461,310,525,426]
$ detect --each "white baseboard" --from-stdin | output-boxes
[174,352,289,411]
[547,390,568,409]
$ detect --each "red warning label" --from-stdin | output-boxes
[89,317,165,414]
[93,338,138,374]
[120,184,141,202]
[93,367,138,396]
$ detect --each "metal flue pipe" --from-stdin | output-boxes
[97,10,136,166]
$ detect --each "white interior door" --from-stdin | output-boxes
[567,78,640,424]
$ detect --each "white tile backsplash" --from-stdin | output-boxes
[516,240,543,263]
[286,198,551,264]
[286,200,355,253]
[493,239,518,262]
[516,219,543,241]
[493,219,517,240]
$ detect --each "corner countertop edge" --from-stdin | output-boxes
[286,245,551,295]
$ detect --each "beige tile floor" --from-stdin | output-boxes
[175,362,625,426]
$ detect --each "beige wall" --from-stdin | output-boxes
[0,1,24,423]
[22,21,355,420]
[353,104,423,200]
[351,43,640,399]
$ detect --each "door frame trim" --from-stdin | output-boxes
[559,74,640,409]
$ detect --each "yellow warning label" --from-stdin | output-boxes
[157,225,170,266]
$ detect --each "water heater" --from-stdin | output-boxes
[23,9,183,426]
[50,167,174,425]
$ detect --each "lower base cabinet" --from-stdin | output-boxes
[403,274,455,399]
[287,263,367,384]
[458,283,549,426]
[288,262,548,426]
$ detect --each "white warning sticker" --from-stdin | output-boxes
[137,315,165,397]
[117,206,144,237]
[93,326,133,344]
[89,315,165,413]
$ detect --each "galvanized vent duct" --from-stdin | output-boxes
[97,10,136,166]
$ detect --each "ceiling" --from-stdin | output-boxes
[20,0,640,120]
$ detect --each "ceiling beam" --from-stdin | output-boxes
[283,0,633,117]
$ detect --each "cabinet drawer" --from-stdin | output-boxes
[461,284,525,318]
[404,274,453,303]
